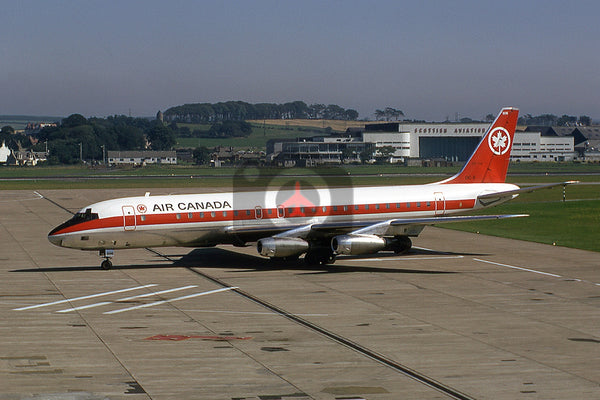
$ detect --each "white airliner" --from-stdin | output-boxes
[48,108,574,269]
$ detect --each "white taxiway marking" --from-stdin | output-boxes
[56,285,198,313]
[180,309,329,317]
[473,258,562,278]
[344,255,464,262]
[13,284,158,311]
[104,287,238,315]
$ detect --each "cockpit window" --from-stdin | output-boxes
[74,208,99,222]
[49,208,99,235]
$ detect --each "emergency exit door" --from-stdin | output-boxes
[434,192,445,216]
[122,205,136,230]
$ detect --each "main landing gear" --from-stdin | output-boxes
[304,248,336,266]
[99,249,114,270]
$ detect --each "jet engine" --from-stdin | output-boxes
[331,234,387,255]
[257,237,309,258]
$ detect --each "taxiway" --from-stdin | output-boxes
[1,189,599,399]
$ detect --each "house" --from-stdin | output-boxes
[107,151,177,166]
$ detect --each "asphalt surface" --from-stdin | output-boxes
[1,188,599,400]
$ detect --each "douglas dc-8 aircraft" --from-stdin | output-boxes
[48,108,574,269]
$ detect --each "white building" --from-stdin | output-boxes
[361,122,575,162]
[0,141,11,163]
[107,151,177,166]
[511,132,574,162]
[362,122,490,162]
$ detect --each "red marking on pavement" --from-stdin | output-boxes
[145,334,252,341]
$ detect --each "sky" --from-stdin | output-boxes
[2,0,599,121]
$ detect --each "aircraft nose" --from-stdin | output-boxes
[47,233,63,247]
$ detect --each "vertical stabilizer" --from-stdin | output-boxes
[441,107,519,184]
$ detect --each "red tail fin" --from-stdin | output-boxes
[441,107,519,184]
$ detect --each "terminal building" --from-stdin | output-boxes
[269,138,374,167]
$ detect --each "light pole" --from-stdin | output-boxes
[79,143,82,163]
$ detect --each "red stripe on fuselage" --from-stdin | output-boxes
[49,198,477,236]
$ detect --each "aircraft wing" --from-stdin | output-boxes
[224,214,528,242]
[478,180,578,205]
[341,214,528,237]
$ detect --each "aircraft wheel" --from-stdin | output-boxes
[393,236,412,254]
[305,250,336,266]
[101,259,113,270]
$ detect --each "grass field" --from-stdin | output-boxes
[175,121,331,149]
[441,198,599,252]
[247,119,373,132]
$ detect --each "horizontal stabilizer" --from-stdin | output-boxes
[478,181,579,205]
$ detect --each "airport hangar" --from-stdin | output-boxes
[269,122,575,166]
[362,122,575,163]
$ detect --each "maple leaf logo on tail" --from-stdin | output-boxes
[488,127,511,155]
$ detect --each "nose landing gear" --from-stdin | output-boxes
[99,249,114,270]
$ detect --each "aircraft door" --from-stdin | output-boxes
[122,205,136,230]
[254,206,263,219]
[434,192,445,216]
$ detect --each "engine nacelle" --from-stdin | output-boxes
[331,234,387,255]
[257,237,309,258]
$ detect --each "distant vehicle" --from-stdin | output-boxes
[48,108,574,269]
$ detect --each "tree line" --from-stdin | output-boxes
[163,101,359,123]
[517,114,592,126]
[30,114,177,164]
[1,114,260,164]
